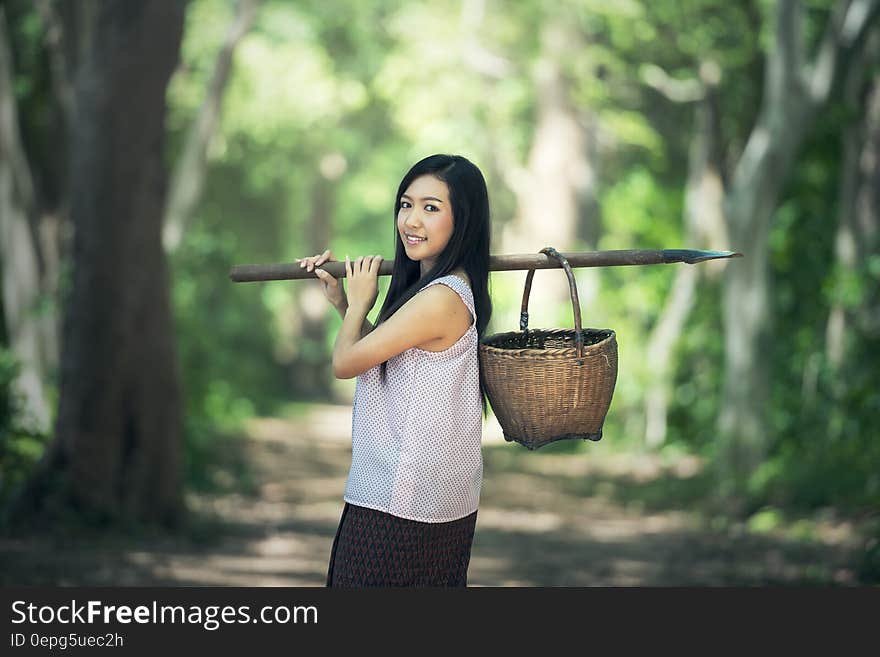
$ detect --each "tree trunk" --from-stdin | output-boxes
[501,21,595,326]
[719,102,810,495]
[0,8,53,433]
[717,0,879,496]
[8,0,187,527]
[291,164,337,401]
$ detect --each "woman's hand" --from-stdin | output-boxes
[344,254,383,314]
[296,249,346,309]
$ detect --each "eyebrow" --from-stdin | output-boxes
[401,194,444,203]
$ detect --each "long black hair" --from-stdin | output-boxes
[375,154,493,418]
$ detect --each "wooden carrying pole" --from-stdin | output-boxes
[229,249,743,283]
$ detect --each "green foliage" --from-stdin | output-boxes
[666,277,725,451]
[748,106,880,514]
[3,0,878,531]
[0,348,51,505]
[593,168,683,446]
[170,221,288,490]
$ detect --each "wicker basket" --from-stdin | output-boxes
[479,247,618,450]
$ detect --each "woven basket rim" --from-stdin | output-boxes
[483,326,615,337]
[479,327,616,357]
[479,348,613,360]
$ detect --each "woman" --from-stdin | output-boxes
[298,153,492,586]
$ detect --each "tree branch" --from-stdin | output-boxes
[0,8,35,211]
[640,63,705,103]
[766,0,807,110]
[163,0,260,252]
[32,0,75,124]
[808,0,880,105]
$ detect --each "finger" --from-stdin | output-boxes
[356,255,364,273]
[371,255,383,273]
[318,249,331,265]
[345,254,351,278]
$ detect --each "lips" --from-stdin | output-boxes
[405,233,427,244]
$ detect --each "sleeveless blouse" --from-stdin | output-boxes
[343,274,483,523]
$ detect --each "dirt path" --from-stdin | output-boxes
[0,404,867,586]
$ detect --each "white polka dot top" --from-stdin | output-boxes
[343,274,483,523]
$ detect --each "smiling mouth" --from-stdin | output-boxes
[405,234,427,244]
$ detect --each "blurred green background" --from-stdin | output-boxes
[0,0,878,585]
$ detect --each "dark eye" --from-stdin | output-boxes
[425,204,438,212]
[400,200,411,208]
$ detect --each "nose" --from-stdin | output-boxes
[404,211,424,230]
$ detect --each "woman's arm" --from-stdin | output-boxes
[334,300,374,337]
[332,285,464,379]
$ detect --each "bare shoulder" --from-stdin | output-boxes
[414,282,468,314]
[399,283,466,324]
[413,280,474,351]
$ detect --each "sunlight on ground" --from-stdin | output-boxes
[0,404,866,586]
[476,508,565,533]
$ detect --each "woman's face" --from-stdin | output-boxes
[397,174,454,276]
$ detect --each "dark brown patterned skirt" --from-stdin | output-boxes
[326,502,478,587]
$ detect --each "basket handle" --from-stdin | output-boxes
[520,246,585,362]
